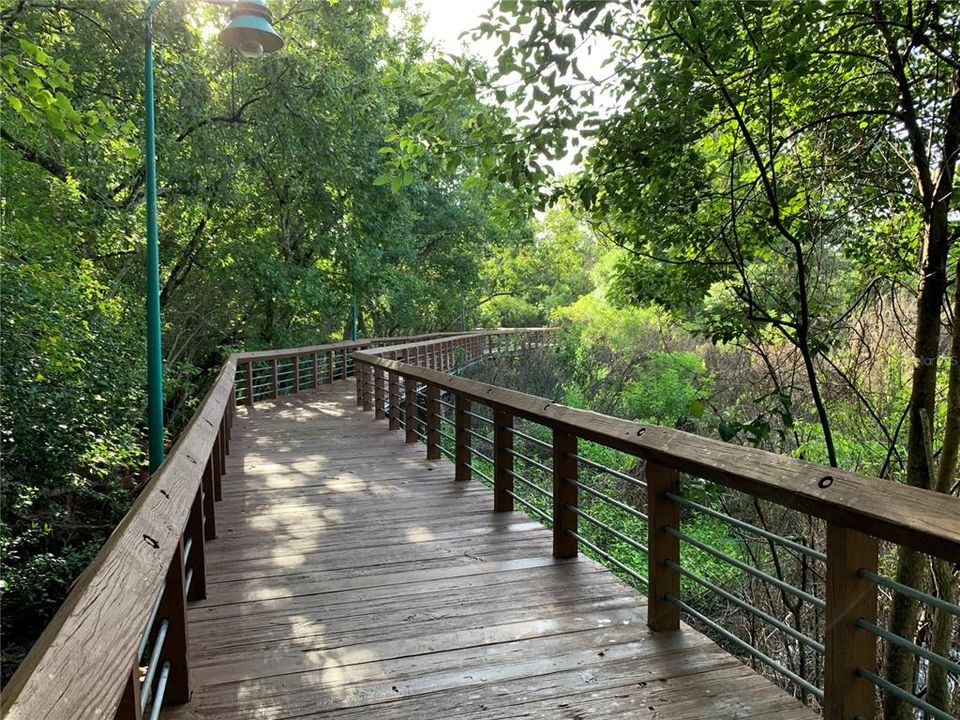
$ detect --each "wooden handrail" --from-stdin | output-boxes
[1,357,237,720]
[352,350,960,560]
[351,329,959,720]
[1,330,534,719]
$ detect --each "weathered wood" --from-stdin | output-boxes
[552,430,578,558]
[292,354,300,393]
[455,394,471,482]
[211,438,223,502]
[244,361,253,406]
[112,660,142,720]
[327,350,334,384]
[404,375,417,443]
[374,367,385,419]
[185,488,206,602]
[341,348,348,379]
[161,384,815,720]
[647,462,680,631]
[270,358,278,399]
[311,351,318,388]
[388,371,400,431]
[352,350,960,560]
[156,539,190,704]
[201,457,216,541]
[426,384,440,460]
[493,408,514,512]
[823,524,879,720]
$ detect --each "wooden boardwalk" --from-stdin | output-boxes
[165,381,817,720]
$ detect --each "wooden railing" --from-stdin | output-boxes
[351,333,960,720]
[4,327,956,720]
[0,329,545,720]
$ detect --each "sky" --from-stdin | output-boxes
[412,0,616,176]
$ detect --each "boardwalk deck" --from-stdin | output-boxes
[164,381,818,720]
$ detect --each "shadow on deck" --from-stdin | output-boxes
[164,380,817,719]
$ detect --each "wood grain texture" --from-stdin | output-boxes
[1,359,237,720]
[353,347,960,560]
[159,382,815,720]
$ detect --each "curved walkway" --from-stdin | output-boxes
[165,380,817,719]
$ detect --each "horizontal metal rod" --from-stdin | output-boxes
[470,447,494,465]
[183,537,193,566]
[413,428,427,441]
[185,567,194,595]
[438,445,455,461]
[505,426,552,449]
[665,491,827,562]
[438,428,455,443]
[140,617,169,711]
[859,569,960,617]
[137,589,166,661]
[855,667,954,720]
[568,505,649,556]
[666,527,825,610]
[665,559,824,654]
[505,489,551,522]
[436,413,455,426]
[856,618,960,676]
[566,529,648,587]
[571,452,647,489]
[567,478,649,523]
[466,462,493,483]
[464,409,493,424]
[146,661,172,720]
[506,469,553,499]
[504,447,552,474]
[465,427,492,444]
[436,397,455,410]
[665,594,823,700]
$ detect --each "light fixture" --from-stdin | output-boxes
[219,0,284,56]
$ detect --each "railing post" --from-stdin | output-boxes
[211,438,223,501]
[388,370,400,430]
[292,354,300,393]
[425,384,440,460]
[244,361,253,406]
[404,375,417,443]
[455,394,471,481]
[824,524,879,720]
[355,358,364,406]
[362,363,373,411]
[327,350,334,384]
[647,462,681,631]
[114,659,143,720]
[270,358,278,399]
[155,539,189,703]
[374,366,385,419]
[311,351,318,388]
[552,429,578,558]
[494,408,514,511]
[184,487,206,601]
[342,348,349,378]
[202,456,216,540]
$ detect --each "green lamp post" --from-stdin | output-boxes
[144,0,283,471]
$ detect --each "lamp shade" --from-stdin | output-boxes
[219,0,284,56]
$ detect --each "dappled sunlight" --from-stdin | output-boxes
[405,525,435,543]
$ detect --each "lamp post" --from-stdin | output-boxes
[144,0,283,472]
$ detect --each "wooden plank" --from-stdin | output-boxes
[647,462,680,631]
[455,394,471,482]
[494,408,514,511]
[353,352,960,560]
[553,429,578,558]
[823,523,878,719]
[157,384,813,720]
[155,539,189,704]
[0,359,236,720]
